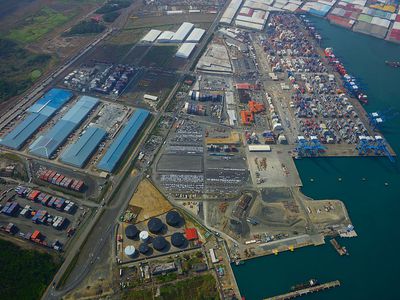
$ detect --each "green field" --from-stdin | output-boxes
[0,239,60,300]
[122,274,220,300]
[0,38,53,102]
[7,7,73,43]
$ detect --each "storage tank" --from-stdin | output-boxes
[171,232,187,248]
[124,245,136,258]
[139,230,150,242]
[125,225,139,239]
[148,217,164,234]
[166,211,182,227]
[152,236,168,251]
[139,243,150,254]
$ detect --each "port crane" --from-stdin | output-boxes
[295,136,326,157]
[356,136,395,162]
[368,108,399,130]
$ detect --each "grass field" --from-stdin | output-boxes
[122,274,220,300]
[129,179,172,222]
[0,38,54,102]
[0,239,60,300]
[7,7,73,43]
[124,14,215,30]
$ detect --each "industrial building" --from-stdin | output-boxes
[176,43,197,59]
[171,22,194,43]
[220,0,243,25]
[29,96,99,159]
[60,126,107,168]
[97,109,150,173]
[0,88,73,150]
[185,28,206,43]
[248,144,271,152]
[141,29,162,42]
[157,31,175,43]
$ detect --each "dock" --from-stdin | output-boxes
[330,238,348,256]
[264,280,341,300]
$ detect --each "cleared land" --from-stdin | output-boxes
[128,179,172,222]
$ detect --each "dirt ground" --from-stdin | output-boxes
[129,179,172,222]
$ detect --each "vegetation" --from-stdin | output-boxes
[103,11,120,23]
[161,274,219,300]
[0,240,59,300]
[65,19,106,36]
[156,273,178,283]
[0,38,52,102]
[96,0,132,14]
[141,46,177,68]
[7,7,72,43]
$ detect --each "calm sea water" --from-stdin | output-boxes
[233,17,400,300]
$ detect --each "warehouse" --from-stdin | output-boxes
[157,31,175,43]
[171,22,194,43]
[60,126,107,168]
[0,88,73,150]
[141,29,162,43]
[176,43,197,59]
[185,28,206,42]
[220,0,243,25]
[29,96,99,159]
[97,109,150,172]
[235,20,265,31]
[248,144,271,152]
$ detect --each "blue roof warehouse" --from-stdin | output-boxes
[97,109,150,173]
[60,126,107,168]
[0,88,73,150]
[29,96,99,159]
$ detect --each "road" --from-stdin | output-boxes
[41,3,230,299]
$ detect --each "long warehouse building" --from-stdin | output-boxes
[141,29,162,43]
[176,43,197,58]
[220,0,243,25]
[29,96,99,159]
[185,28,206,42]
[97,109,150,173]
[0,88,73,150]
[171,22,194,43]
[60,126,107,168]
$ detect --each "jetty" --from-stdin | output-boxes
[264,280,341,300]
[330,238,348,256]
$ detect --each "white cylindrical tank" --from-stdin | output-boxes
[124,245,136,258]
[139,231,149,242]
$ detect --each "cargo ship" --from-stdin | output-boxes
[385,61,400,68]
[324,48,368,104]
[291,279,319,291]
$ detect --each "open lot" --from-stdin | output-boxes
[128,179,172,222]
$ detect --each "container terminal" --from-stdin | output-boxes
[0,1,398,299]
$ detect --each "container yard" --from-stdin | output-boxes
[0,88,73,150]
[38,168,85,192]
[62,64,138,96]
[0,183,86,251]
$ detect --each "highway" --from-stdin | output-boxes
[41,3,229,299]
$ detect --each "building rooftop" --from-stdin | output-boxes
[171,22,194,42]
[29,96,99,158]
[0,88,73,150]
[185,28,206,42]
[60,126,107,168]
[97,109,149,172]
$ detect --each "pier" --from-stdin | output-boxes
[330,238,348,256]
[264,280,341,300]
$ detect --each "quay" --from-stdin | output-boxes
[264,280,341,300]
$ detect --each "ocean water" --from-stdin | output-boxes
[233,17,400,300]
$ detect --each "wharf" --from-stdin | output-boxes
[330,238,348,256]
[264,280,341,300]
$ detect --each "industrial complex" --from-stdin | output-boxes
[1,0,399,300]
